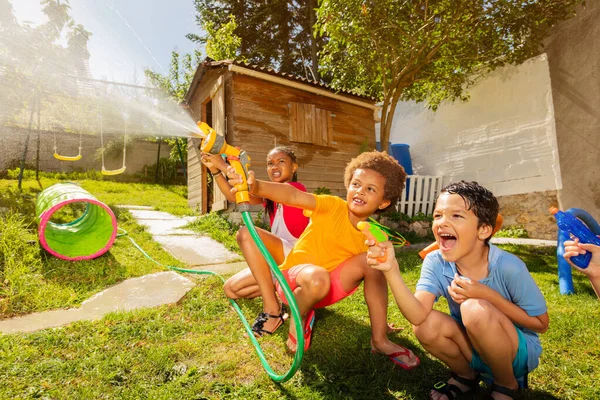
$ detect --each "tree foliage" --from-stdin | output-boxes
[204,15,242,61]
[315,0,582,151]
[190,0,321,78]
[145,50,202,103]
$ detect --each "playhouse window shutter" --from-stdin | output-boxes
[289,102,333,146]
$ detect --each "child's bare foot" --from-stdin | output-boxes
[370,338,420,369]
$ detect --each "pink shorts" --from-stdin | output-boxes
[276,260,360,309]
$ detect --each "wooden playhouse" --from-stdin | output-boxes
[184,59,380,213]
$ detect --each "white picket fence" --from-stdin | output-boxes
[397,175,445,217]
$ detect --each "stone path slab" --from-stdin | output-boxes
[491,237,556,246]
[0,272,195,334]
[153,235,240,265]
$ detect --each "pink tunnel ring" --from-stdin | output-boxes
[36,183,118,261]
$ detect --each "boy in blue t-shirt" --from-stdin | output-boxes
[364,181,548,400]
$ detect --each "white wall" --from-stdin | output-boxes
[385,54,562,197]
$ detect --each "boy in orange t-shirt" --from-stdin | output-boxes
[228,151,419,369]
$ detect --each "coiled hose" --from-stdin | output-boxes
[118,208,304,382]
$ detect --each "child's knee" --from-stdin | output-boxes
[236,226,250,244]
[461,298,494,331]
[298,268,330,297]
[413,314,442,344]
[223,281,237,299]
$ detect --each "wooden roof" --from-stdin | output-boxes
[184,58,375,105]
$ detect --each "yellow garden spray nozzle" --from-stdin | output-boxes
[193,121,252,204]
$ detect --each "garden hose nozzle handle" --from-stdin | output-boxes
[358,221,388,262]
[195,121,252,204]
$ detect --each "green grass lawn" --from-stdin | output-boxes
[0,178,598,399]
[0,178,189,317]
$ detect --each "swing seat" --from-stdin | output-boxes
[53,153,82,161]
[101,166,126,176]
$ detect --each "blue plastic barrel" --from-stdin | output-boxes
[390,144,413,175]
[375,141,389,152]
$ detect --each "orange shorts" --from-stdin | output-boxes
[276,259,360,309]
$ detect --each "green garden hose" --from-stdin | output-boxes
[117,208,304,382]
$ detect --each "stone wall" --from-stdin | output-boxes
[0,125,172,175]
[497,190,559,240]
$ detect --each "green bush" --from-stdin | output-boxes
[496,225,529,238]
[314,186,332,195]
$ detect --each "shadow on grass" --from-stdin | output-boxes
[236,299,564,399]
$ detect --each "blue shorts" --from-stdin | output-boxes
[453,315,529,379]
[470,327,529,379]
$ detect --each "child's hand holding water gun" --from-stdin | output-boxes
[564,238,600,299]
[359,221,398,274]
[564,238,600,278]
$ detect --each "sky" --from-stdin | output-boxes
[11,0,204,85]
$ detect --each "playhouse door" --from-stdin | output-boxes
[209,82,228,212]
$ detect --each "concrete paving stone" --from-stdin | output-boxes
[185,261,248,275]
[490,237,556,247]
[0,272,195,334]
[128,209,181,220]
[153,235,240,265]
[135,217,197,235]
[118,205,154,210]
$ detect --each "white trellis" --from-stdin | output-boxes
[397,175,445,217]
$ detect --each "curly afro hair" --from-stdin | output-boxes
[344,151,407,211]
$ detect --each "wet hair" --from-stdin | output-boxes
[265,146,298,219]
[343,151,407,213]
[440,180,499,242]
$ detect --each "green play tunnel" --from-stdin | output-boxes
[36,183,118,261]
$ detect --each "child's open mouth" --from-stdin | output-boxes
[352,197,365,205]
[438,233,457,251]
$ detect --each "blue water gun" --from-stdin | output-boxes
[551,207,600,269]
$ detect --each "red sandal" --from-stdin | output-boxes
[371,346,420,370]
[288,309,315,352]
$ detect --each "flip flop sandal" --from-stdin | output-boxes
[431,372,480,399]
[371,346,421,370]
[251,304,288,337]
[288,309,315,352]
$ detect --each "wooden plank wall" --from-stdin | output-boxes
[186,69,225,211]
[229,73,376,197]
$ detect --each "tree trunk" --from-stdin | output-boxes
[308,0,319,80]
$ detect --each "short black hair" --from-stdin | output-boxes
[440,181,499,242]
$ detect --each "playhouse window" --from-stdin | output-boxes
[289,102,333,147]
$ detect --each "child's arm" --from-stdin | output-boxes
[564,238,600,299]
[201,153,263,205]
[366,240,435,325]
[449,276,549,333]
[227,168,316,211]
